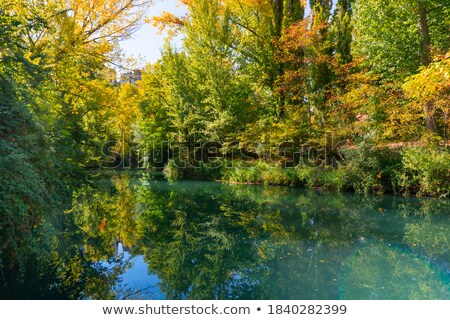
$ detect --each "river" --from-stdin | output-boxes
[5,173,450,299]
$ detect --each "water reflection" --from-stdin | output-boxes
[2,174,449,299]
[340,242,449,299]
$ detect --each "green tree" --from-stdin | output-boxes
[0,6,68,288]
[352,0,450,132]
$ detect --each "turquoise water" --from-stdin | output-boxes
[4,174,450,299]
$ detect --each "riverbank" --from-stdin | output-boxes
[163,145,450,198]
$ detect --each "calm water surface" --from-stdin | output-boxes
[7,174,450,299]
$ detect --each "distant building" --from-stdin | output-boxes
[120,69,142,85]
[103,68,118,85]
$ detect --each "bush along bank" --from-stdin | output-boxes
[162,145,450,198]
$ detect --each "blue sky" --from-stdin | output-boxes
[120,0,187,63]
[120,0,328,64]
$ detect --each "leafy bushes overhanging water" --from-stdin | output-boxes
[162,145,450,198]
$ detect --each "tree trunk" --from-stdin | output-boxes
[424,103,437,133]
[272,0,285,119]
[418,2,431,66]
[418,2,436,133]
[272,0,284,38]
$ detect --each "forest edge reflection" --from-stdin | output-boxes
[1,173,449,299]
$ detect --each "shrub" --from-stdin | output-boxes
[297,166,346,191]
[397,147,450,198]
[163,159,182,182]
[320,168,347,191]
[342,142,401,194]
[222,161,299,186]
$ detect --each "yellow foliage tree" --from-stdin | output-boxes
[403,53,450,143]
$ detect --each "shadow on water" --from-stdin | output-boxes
[2,173,449,299]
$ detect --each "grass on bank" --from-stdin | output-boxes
[163,145,450,198]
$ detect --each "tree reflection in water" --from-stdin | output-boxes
[1,174,449,299]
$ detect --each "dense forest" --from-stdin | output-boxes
[1,0,450,296]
